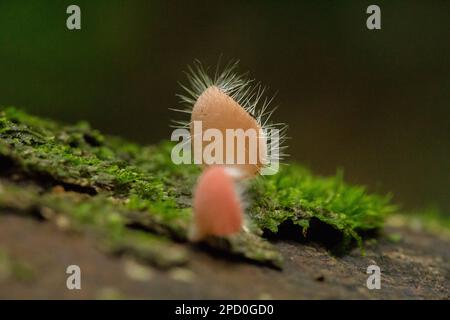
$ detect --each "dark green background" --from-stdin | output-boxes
[0,1,448,212]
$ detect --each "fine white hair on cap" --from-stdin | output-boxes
[171,60,289,177]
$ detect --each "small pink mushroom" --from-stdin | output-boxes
[189,166,243,241]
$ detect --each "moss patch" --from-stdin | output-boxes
[0,107,396,267]
[387,207,450,240]
[249,166,395,248]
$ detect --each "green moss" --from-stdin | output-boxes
[388,207,450,239]
[0,106,397,267]
[249,167,396,246]
[0,180,189,268]
[110,230,189,268]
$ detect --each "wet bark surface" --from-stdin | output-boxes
[0,213,448,299]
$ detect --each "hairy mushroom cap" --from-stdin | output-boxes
[191,86,267,178]
[173,60,288,178]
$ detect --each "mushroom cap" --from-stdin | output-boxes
[190,166,243,241]
[191,86,267,178]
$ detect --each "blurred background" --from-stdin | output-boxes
[0,1,448,213]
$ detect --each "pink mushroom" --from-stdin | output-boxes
[189,166,243,241]
[173,61,288,241]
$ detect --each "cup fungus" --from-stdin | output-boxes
[189,166,244,241]
[174,60,287,241]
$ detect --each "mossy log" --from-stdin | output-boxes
[0,107,395,269]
